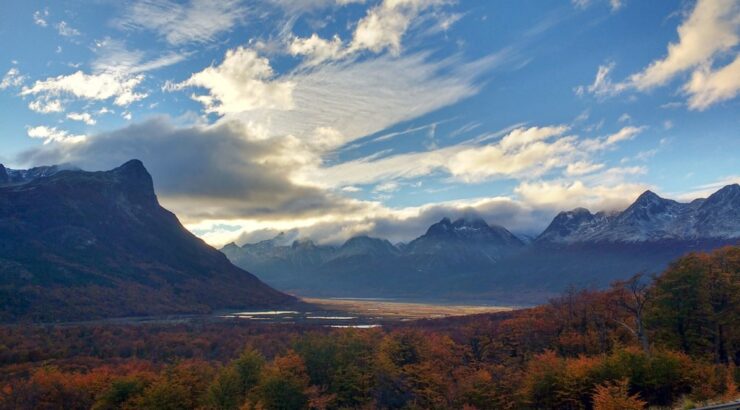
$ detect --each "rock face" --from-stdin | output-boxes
[223,186,739,304]
[0,160,295,322]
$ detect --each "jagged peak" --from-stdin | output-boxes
[113,159,149,178]
[222,242,240,250]
[633,189,666,204]
[709,183,740,197]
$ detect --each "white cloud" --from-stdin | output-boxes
[116,0,246,45]
[515,179,648,211]
[604,125,644,145]
[316,123,645,188]
[289,0,445,65]
[0,68,26,89]
[28,99,63,113]
[56,21,80,37]
[220,51,500,156]
[67,112,96,125]
[579,0,740,109]
[629,0,739,90]
[33,9,48,27]
[683,53,740,110]
[26,126,86,144]
[92,37,186,75]
[173,46,295,114]
[580,125,646,150]
[21,71,147,107]
[574,62,627,98]
[289,34,345,66]
[617,113,631,123]
[349,0,442,54]
[565,161,605,176]
[674,175,740,200]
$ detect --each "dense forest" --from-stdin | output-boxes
[0,246,738,409]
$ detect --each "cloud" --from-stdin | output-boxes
[683,53,740,110]
[629,0,739,90]
[115,0,247,45]
[0,68,26,89]
[579,125,646,150]
[216,51,501,154]
[349,0,442,54]
[16,117,360,223]
[578,0,740,109]
[92,37,186,75]
[317,125,578,186]
[565,161,605,176]
[514,179,649,212]
[673,174,740,200]
[172,46,295,114]
[289,34,345,66]
[66,112,96,125]
[33,9,48,27]
[21,71,147,107]
[56,21,80,37]
[26,126,87,144]
[289,0,447,65]
[574,62,627,98]
[28,98,64,113]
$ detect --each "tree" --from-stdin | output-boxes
[611,273,651,355]
[251,351,311,410]
[648,247,740,363]
[592,379,646,410]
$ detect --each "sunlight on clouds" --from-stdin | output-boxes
[515,180,649,211]
[565,161,605,176]
[578,0,740,109]
[173,47,295,114]
[66,112,96,125]
[349,0,443,54]
[683,53,740,110]
[26,126,87,145]
[21,71,147,107]
[628,0,739,90]
[289,0,447,64]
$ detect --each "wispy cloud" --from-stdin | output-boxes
[115,0,247,45]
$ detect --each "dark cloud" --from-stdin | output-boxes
[16,117,359,222]
[235,198,556,246]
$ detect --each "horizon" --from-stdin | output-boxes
[1,0,739,247]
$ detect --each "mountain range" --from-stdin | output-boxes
[223,184,740,304]
[0,160,296,322]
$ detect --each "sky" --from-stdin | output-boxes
[0,0,739,246]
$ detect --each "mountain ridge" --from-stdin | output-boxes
[223,185,739,303]
[0,160,297,322]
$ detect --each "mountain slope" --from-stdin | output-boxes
[0,160,295,322]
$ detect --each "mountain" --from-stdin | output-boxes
[0,160,296,322]
[536,185,740,243]
[223,186,739,304]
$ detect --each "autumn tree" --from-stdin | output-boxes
[648,247,740,364]
[611,273,652,355]
[592,379,646,410]
[250,350,311,410]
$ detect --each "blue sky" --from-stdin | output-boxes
[1,0,738,245]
